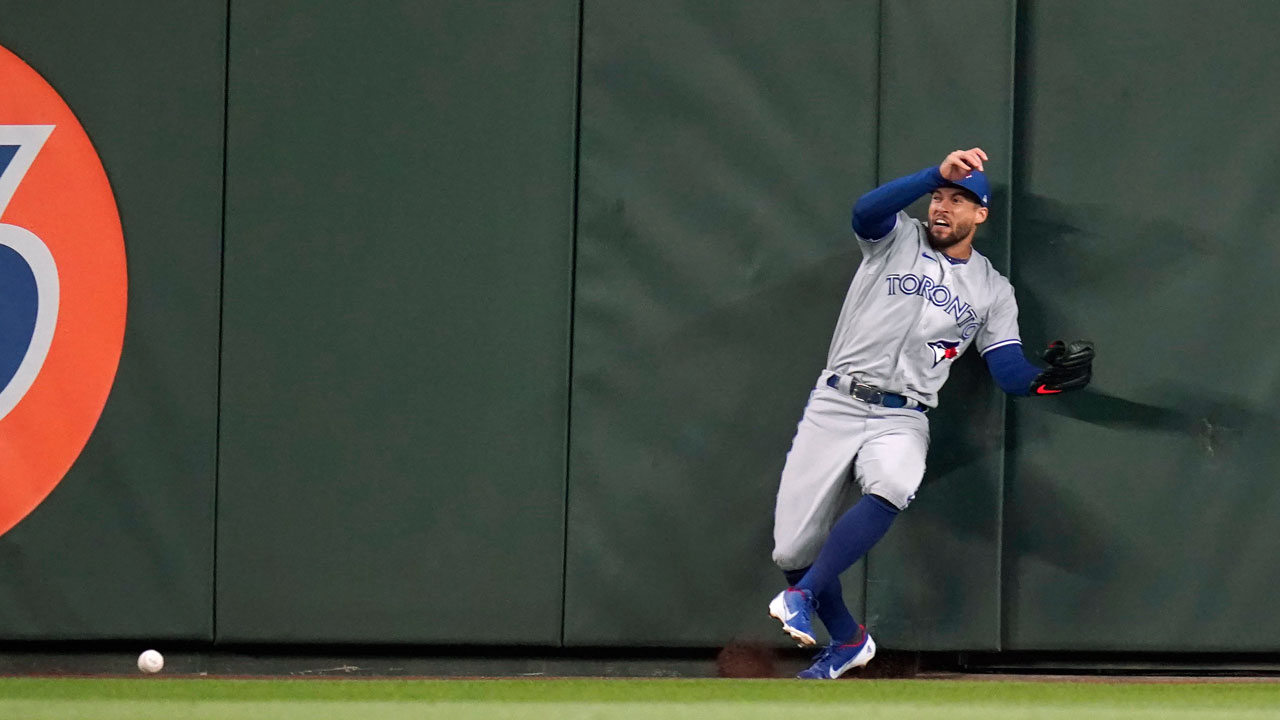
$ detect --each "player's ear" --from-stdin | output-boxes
[974,206,989,225]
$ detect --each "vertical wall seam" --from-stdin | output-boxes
[559,0,586,648]
[999,0,1025,652]
[861,0,884,620]
[211,0,233,644]
[873,0,884,187]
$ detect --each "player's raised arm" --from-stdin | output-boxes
[851,148,988,241]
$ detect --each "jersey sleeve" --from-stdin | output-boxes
[854,211,912,256]
[975,281,1022,356]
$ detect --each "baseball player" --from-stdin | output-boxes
[767,148,1093,679]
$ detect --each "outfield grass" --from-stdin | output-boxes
[1,677,1278,719]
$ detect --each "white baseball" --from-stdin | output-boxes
[137,649,164,674]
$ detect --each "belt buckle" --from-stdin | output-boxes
[851,383,883,404]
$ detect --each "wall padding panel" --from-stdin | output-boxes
[564,0,881,646]
[1004,0,1280,651]
[0,0,225,640]
[217,0,579,644]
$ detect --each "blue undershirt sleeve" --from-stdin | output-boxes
[983,344,1040,396]
[851,166,948,240]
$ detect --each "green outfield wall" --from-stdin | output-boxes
[1,0,1277,653]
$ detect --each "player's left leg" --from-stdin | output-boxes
[791,494,900,602]
[782,565,876,679]
[789,409,929,599]
[788,411,928,678]
[795,623,876,679]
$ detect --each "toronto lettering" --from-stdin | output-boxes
[885,274,982,339]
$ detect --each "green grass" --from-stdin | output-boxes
[1,677,1278,719]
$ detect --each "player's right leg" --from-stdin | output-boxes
[782,566,857,647]
[770,384,868,646]
[789,411,928,621]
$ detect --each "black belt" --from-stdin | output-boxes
[825,375,927,413]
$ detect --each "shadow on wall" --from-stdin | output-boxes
[913,351,1003,542]
[1011,191,1219,342]
[999,193,1280,643]
[1012,190,1277,467]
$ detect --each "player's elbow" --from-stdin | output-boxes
[851,203,891,240]
[850,204,865,234]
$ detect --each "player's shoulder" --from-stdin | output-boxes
[900,214,928,247]
[859,212,920,242]
[965,248,1006,279]
[967,249,1015,296]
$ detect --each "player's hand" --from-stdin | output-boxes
[1028,340,1094,395]
[939,148,988,181]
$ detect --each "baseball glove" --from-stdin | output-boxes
[1029,340,1094,395]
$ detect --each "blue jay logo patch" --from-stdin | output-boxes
[928,340,960,367]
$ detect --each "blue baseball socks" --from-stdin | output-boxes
[784,567,857,645]
[786,494,900,642]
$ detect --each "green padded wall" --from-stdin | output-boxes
[216,1,579,644]
[865,0,1015,651]
[564,0,881,646]
[1004,0,1280,650]
[0,2,225,639]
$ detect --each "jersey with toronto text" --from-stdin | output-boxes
[826,212,1021,408]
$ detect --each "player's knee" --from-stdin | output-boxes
[867,493,902,514]
[858,477,918,510]
[860,463,923,511]
[771,543,816,573]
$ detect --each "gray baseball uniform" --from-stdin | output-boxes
[772,211,1021,570]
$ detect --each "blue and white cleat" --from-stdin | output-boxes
[795,628,876,679]
[767,587,818,646]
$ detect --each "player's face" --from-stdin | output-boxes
[927,188,988,249]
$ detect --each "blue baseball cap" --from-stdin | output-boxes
[947,169,990,207]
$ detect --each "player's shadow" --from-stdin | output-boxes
[1011,192,1215,293]
[1010,190,1220,350]
[997,461,1155,637]
[1020,385,1274,455]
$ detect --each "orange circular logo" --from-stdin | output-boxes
[0,45,128,536]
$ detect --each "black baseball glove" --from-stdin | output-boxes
[1029,340,1094,395]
